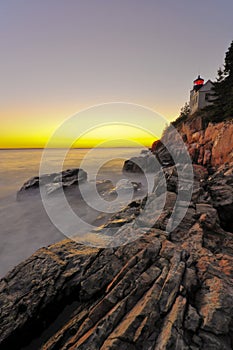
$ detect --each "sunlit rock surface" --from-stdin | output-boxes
[1,161,233,350]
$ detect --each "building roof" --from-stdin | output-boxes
[194,75,204,84]
[198,79,214,92]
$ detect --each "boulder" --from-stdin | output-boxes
[152,139,175,166]
[123,153,161,173]
[109,179,142,195]
[17,168,87,200]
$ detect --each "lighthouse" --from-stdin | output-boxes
[193,75,204,91]
[189,75,214,115]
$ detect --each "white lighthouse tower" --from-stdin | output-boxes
[189,75,214,115]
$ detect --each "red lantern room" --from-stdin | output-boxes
[193,75,204,91]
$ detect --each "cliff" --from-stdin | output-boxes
[0,117,233,350]
[152,116,233,169]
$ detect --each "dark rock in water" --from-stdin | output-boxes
[152,139,175,166]
[123,140,178,174]
[1,163,233,349]
[95,179,115,195]
[17,168,87,200]
[123,153,160,173]
[109,179,142,195]
[123,158,143,172]
[140,149,151,155]
[53,168,87,184]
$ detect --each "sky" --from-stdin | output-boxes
[1,0,233,148]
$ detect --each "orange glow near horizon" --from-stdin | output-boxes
[0,105,177,149]
[1,119,156,149]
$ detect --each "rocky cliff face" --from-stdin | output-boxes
[159,117,233,169]
[0,160,233,349]
[124,118,233,173]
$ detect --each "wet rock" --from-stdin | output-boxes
[109,179,142,195]
[95,179,115,195]
[152,139,175,167]
[17,168,87,200]
[123,153,160,173]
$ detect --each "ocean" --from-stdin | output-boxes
[0,148,148,277]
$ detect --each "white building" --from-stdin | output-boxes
[190,75,214,115]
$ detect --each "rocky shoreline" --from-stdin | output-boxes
[0,117,233,350]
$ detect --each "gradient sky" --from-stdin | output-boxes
[1,0,233,148]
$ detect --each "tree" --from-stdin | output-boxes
[179,102,190,119]
[211,40,233,119]
[170,102,190,128]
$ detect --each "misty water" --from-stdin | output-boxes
[0,148,150,277]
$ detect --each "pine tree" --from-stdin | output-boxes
[171,102,190,127]
[180,102,190,119]
[211,40,233,119]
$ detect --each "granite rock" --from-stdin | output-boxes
[1,162,233,349]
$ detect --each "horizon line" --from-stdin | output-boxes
[0,146,149,150]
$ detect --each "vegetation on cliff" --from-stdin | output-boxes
[209,40,233,120]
